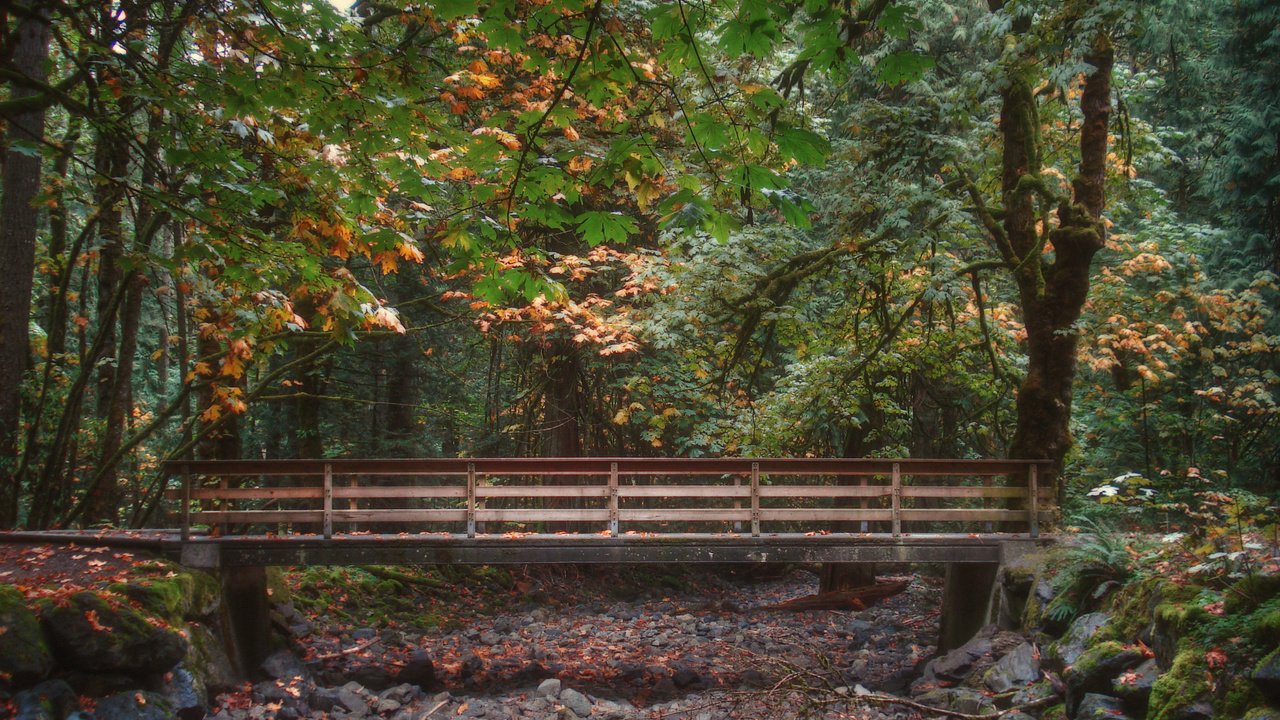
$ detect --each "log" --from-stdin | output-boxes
[761,580,908,612]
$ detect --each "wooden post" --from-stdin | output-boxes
[322,463,333,540]
[1028,463,1039,538]
[891,462,902,537]
[608,462,619,536]
[348,476,358,532]
[750,462,760,537]
[859,476,868,534]
[983,474,995,534]
[733,474,743,534]
[466,462,476,538]
[180,464,191,542]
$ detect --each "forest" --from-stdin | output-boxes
[2,0,1277,531]
[1,1,1280,719]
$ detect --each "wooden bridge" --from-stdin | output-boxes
[161,457,1052,568]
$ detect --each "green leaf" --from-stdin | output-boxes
[576,211,638,246]
[877,4,922,40]
[876,52,935,85]
[774,124,830,166]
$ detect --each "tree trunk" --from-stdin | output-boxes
[0,7,52,527]
[996,27,1114,506]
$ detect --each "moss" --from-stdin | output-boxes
[1244,707,1280,720]
[1039,703,1068,720]
[1226,573,1280,614]
[1101,575,1165,642]
[1155,598,1211,635]
[0,584,55,683]
[1148,647,1211,720]
[1069,640,1128,676]
[1221,675,1264,720]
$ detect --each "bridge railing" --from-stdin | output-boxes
[162,458,1052,541]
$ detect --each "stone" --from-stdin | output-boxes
[1064,641,1144,716]
[396,650,436,688]
[1244,709,1280,720]
[187,622,239,694]
[925,636,993,683]
[537,678,562,698]
[261,650,307,680]
[1254,648,1280,704]
[161,666,207,720]
[12,679,77,720]
[352,627,377,640]
[335,687,369,716]
[350,664,395,691]
[672,666,701,688]
[1054,612,1110,668]
[915,687,996,716]
[559,688,592,717]
[984,642,1040,693]
[1111,657,1160,716]
[0,585,54,688]
[1075,693,1131,720]
[42,592,187,676]
[94,691,175,720]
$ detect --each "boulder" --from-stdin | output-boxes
[537,678,562,698]
[396,650,436,689]
[1063,641,1144,716]
[1075,693,1132,720]
[559,687,593,717]
[261,649,307,680]
[94,691,175,720]
[1244,708,1280,720]
[0,585,54,688]
[1254,648,1280,705]
[1053,612,1110,668]
[923,636,993,684]
[12,678,78,720]
[161,666,207,720]
[915,687,997,716]
[984,642,1041,693]
[186,622,238,693]
[1111,657,1160,716]
[42,591,187,676]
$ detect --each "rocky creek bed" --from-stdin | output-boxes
[218,567,945,720]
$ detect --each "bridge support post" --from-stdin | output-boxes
[937,561,999,652]
[218,565,272,678]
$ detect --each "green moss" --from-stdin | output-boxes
[1148,647,1211,720]
[1155,598,1211,635]
[1221,675,1263,719]
[1039,703,1068,720]
[1101,575,1165,642]
[1244,707,1280,720]
[1069,640,1128,676]
[1226,573,1280,614]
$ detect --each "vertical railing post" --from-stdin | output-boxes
[891,462,902,537]
[750,462,760,537]
[1028,463,1039,538]
[322,463,333,540]
[859,476,869,534]
[466,462,477,538]
[983,474,995,534]
[733,474,743,534]
[180,464,192,542]
[348,476,358,533]
[608,462,619,536]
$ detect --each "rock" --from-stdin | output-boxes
[1244,709,1280,720]
[352,627,377,640]
[261,649,307,680]
[187,622,239,694]
[1075,693,1131,720]
[984,642,1040,693]
[1064,642,1145,716]
[94,691,175,720]
[335,686,369,716]
[350,664,395,691]
[1254,648,1280,704]
[559,688,592,717]
[479,632,501,645]
[1111,657,1159,716]
[43,592,187,677]
[12,679,77,720]
[161,666,207,720]
[0,585,54,688]
[1054,613,1110,668]
[925,637,993,684]
[915,687,996,716]
[672,666,701,689]
[537,678,562,698]
[396,650,436,688]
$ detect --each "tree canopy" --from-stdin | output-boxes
[0,0,1275,529]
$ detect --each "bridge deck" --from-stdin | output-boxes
[0,530,1050,567]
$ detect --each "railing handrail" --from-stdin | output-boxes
[162,456,1051,476]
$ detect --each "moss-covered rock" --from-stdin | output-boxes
[11,678,77,719]
[1255,647,1280,705]
[1039,703,1068,720]
[42,591,188,676]
[0,584,54,688]
[185,622,237,695]
[1064,640,1145,716]
[1148,647,1212,720]
[111,571,221,624]
[94,690,174,720]
[1243,707,1280,720]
